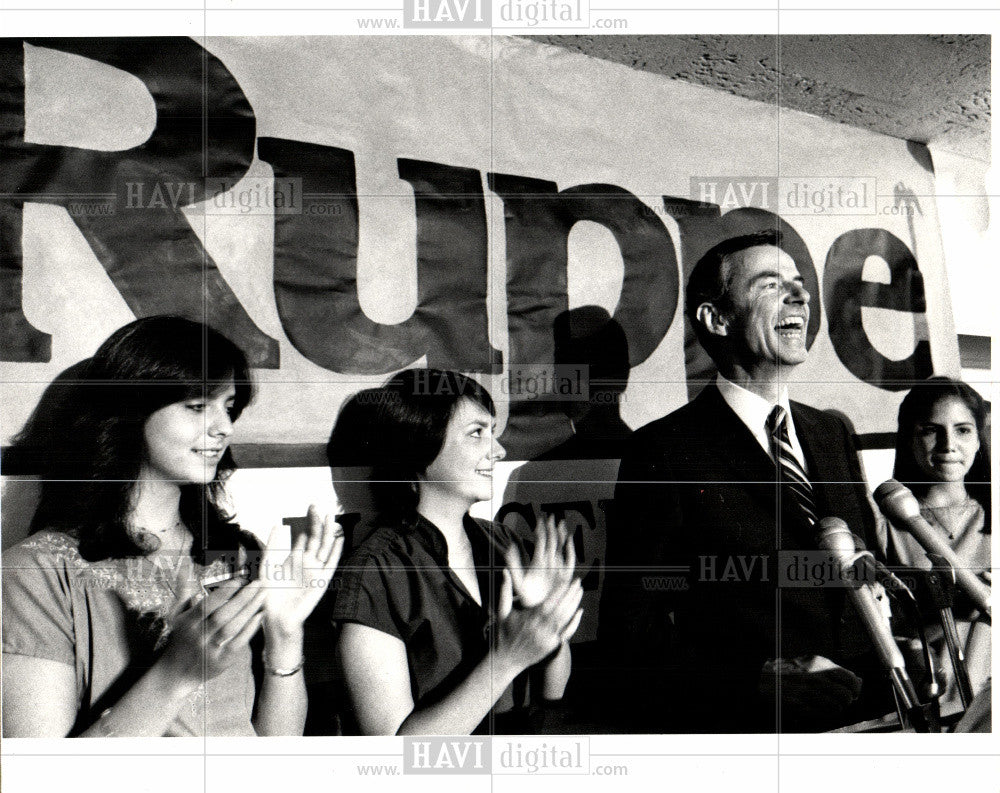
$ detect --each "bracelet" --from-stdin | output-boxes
[263,651,304,677]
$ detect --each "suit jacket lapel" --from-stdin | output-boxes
[790,403,823,471]
[699,384,777,487]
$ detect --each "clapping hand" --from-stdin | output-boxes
[504,514,577,609]
[495,567,584,672]
[261,504,345,638]
[160,578,267,685]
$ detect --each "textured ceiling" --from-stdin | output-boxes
[526,35,990,163]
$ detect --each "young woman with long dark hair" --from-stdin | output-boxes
[2,316,343,737]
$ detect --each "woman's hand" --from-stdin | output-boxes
[261,504,345,641]
[504,514,577,609]
[4,579,268,738]
[494,569,583,675]
[158,579,267,686]
[252,506,342,737]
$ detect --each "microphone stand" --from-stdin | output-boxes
[917,556,975,711]
[815,519,941,732]
[847,551,941,733]
[857,556,942,732]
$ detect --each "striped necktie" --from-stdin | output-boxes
[767,405,818,525]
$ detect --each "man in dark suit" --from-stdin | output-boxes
[600,230,891,733]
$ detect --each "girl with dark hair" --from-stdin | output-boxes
[888,375,991,709]
[890,376,991,568]
[328,368,583,735]
[2,316,344,737]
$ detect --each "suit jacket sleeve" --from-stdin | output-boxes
[598,426,687,728]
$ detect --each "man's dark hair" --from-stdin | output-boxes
[685,228,785,350]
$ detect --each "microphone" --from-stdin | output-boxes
[874,480,992,621]
[815,519,910,681]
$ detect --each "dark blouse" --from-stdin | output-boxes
[330,513,535,734]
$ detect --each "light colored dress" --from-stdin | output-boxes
[2,529,257,736]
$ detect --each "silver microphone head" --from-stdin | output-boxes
[815,516,856,564]
[874,479,921,519]
[873,478,905,503]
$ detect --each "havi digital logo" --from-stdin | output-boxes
[403,0,490,27]
[403,737,491,774]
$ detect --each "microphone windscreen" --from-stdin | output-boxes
[815,517,855,562]
[874,479,921,519]
[873,478,905,503]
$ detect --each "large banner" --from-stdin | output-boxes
[1,35,964,641]
[1,36,957,463]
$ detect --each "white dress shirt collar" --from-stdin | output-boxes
[715,374,807,470]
